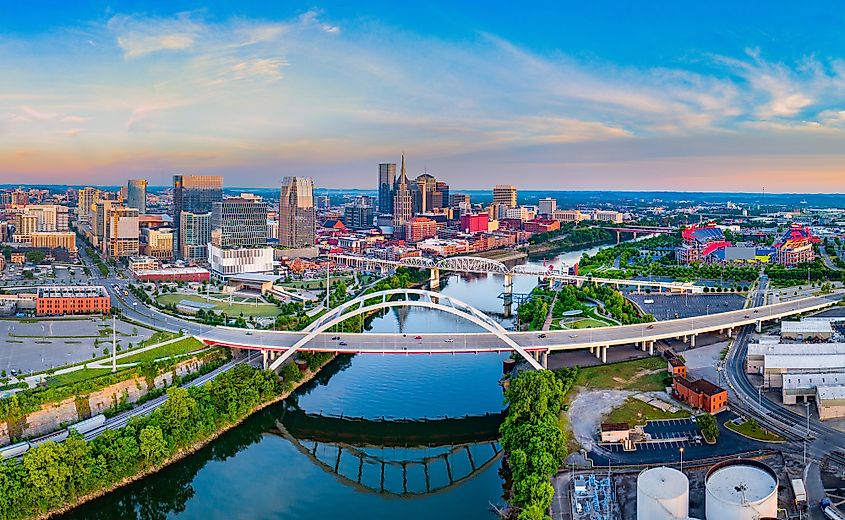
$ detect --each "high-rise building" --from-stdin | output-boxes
[127,179,147,213]
[172,175,223,258]
[31,232,77,255]
[449,193,470,208]
[392,155,413,233]
[378,163,396,214]
[179,211,211,262]
[207,243,274,281]
[344,205,374,230]
[107,206,140,258]
[12,214,38,242]
[493,185,517,208]
[434,181,450,210]
[404,217,438,243]
[77,187,100,223]
[93,200,113,248]
[412,173,437,214]
[539,198,557,217]
[211,198,268,247]
[279,177,316,248]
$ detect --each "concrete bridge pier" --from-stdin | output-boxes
[647,340,654,356]
[502,273,513,318]
[726,328,733,338]
[689,334,696,348]
[616,230,622,244]
[262,350,268,370]
[541,350,549,369]
[756,320,762,333]
[429,267,441,290]
[601,346,607,363]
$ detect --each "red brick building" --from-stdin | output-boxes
[668,357,687,378]
[459,213,488,233]
[523,218,561,234]
[404,217,438,243]
[672,376,727,414]
[133,267,210,283]
[36,286,110,316]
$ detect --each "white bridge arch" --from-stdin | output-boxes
[267,288,544,372]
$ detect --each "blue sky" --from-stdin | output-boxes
[2,1,845,191]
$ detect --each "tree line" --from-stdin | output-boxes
[0,364,280,520]
[500,368,578,520]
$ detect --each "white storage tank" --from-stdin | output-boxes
[637,466,689,520]
[705,459,778,520]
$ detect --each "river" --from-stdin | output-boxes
[60,245,613,520]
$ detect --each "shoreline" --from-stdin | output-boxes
[41,355,337,520]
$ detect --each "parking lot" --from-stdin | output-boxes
[0,317,156,374]
[627,293,746,321]
[590,412,772,466]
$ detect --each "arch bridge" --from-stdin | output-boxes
[268,288,544,371]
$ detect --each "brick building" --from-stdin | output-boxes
[672,376,727,414]
[36,286,110,316]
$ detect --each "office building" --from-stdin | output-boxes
[77,187,100,223]
[404,217,438,243]
[378,162,396,214]
[344,205,374,230]
[143,227,175,260]
[211,198,268,247]
[591,210,624,223]
[392,155,413,234]
[207,243,274,281]
[31,232,77,255]
[279,177,316,248]
[179,211,211,262]
[449,193,470,208]
[12,214,38,242]
[553,209,587,223]
[92,200,113,248]
[172,175,223,258]
[538,197,557,217]
[107,206,140,258]
[434,181,450,210]
[127,179,147,213]
[493,185,517,208]
[460,213,489,234]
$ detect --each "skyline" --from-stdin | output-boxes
[3,2,845,191]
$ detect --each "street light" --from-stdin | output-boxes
[679,447,685,472]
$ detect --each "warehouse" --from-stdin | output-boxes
[816,386,845,420]
[747,343,845,374]
[781,320,833,341]
[782,372,845,404]
[763,354,845,388]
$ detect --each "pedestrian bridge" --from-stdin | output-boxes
[196,289,839,371]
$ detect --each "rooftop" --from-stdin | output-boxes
[781,320,833,334]
[37,286,108,298]
[748,343,845,357]
[817,385,845,403]
[765,354,845,370]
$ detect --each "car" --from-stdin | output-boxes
[245,331,253,335]
[331,336,340,341]
[753,309,759,313]
[569,334,578,338]
[338,341,347,346]
[444,338,455,343]
[538,333,547,338]
[744,314,750,319]
[414,335,422,340]
[647,324,655,329]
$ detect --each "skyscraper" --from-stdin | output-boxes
[279,177,316,248]
[412,173,437,214]
[127,179,147,213]
[493,184,518,208]
[211,198,268,247]
[392,155,413,234]
[77,187,100,223]
[378,163,396,214]
[172,175,223,258]
[107,206,140,258]
[180,211,211,261]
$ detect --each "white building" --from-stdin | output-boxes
[591,210,624,223]
[538,198,557,217]
[781,320,834,341]
[816,386,845,420]
[747,343,845,374]
[783,372,845,404]
[505,206,537,221]
[207,244,273,282]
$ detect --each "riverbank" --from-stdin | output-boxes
[28,356,337,520]
[526,237,615,259]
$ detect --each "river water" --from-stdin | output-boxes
[61,244,612,520]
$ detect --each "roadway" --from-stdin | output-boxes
[196,293,839,356]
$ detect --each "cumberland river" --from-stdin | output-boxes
[61,244,615,520]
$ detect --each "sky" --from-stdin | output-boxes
[2,1,845,192]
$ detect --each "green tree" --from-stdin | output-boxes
[139,425,168,467]
[696,414,720,441]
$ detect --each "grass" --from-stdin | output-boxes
[46,368,114,388]
[569,318,611,329]
[281,276,353,289]
[604,397,690,428]
[725,419,785,442]
[156,293,280,318]
[576,356,668,392]
[116,337,208,364]
[139,331,181,348]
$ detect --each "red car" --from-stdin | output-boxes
[414,335,422,340]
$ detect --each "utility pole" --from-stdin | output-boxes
[326,261,331,308]
[111,314,117,373]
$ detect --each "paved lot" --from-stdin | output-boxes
[644,417,700,439]
[628,293,746,321]
[588,411,772,466]
[0,318,156,374]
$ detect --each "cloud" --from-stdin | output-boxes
[62,128,84,137]
[229,58,287,81]
[108,14,200,59]
[299,9,340,34]
[19,105,58,120]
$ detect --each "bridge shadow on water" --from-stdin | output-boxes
[60,354,505,519]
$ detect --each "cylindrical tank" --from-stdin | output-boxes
[705,459,778,520]
[637,466,689,520]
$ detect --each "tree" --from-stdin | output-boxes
[139,425,168,467]
[696,414,720,441]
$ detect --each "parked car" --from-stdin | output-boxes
[538,333,547,338]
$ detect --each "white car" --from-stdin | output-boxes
[444,338,455,343]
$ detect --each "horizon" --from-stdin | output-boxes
[2,2,845,190]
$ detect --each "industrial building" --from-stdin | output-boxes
[746,342,845,374]
[780,320,833,341]
[671,376,728,414]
